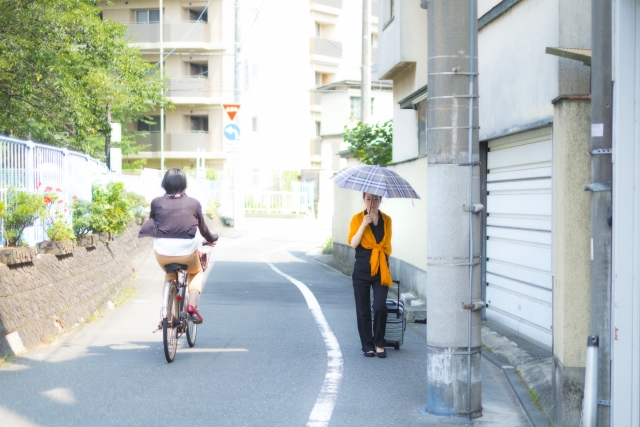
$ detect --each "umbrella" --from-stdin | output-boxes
[330,164,420,199]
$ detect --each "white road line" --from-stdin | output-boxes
[259,250,343,427]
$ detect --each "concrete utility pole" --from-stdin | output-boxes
[360,0,371,124]
[425,0,482,419]
[234,0,240,103]
[589,0,612,425]
[159,0,165,173]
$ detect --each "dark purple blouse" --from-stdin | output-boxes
[138,194,217,242]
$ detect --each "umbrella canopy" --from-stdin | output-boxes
[330,164,420,199]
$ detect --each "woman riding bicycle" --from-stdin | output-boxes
[139,168,218,324]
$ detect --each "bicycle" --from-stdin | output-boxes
[156,243,213,363]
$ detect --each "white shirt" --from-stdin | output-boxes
[153,229,204,256]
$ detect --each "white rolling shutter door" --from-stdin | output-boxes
[485,128,553,349]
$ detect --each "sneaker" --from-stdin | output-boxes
[187,304,203,324]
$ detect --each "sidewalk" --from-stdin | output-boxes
[314,252,550,427]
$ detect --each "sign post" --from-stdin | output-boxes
[222,104,241,227]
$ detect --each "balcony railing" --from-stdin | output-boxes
[135,132,221,152]
[311,0,342,8]
[166,77,220,98]
[310,37,342,59]
[125,22,211,44]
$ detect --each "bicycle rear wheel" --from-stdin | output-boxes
[163,284,179,363]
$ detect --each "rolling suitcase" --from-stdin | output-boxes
[372,280,406,350]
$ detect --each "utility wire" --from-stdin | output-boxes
[238,0,266,50]
[157,0,214,64]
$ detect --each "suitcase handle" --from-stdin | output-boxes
[392,280,400,319]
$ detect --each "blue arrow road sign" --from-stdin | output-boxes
[224,124,240,141]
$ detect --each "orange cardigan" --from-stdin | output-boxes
[348,211,393,286]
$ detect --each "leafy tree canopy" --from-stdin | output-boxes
[344,120,393,165]
[0,0,171,158]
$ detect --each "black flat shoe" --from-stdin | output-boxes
[364,351,375,357]
[376,349,387,358]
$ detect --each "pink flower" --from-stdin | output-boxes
[57,200,63,204]
[45,186,52,192]
[72,195,77,201]
[55,188,61,192]
[64,209,67,213]
[44,196,52,204]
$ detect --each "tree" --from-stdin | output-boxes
[0,0,171,158]
[343,120,393,165]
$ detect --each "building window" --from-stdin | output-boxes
[417,99,427,156]
[136,9,160,24]
[350,97,374,119]
[189,9,208,22]
[383,0,394,27]
[190,63,208,77]
[315,121,321,136]
[137,116,163,132]
[190,116,209,132]
[315,22,322,37]
[252,116,258,132]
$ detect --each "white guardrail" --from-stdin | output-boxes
[1,135,314,246]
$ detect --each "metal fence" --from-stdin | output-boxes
[245,181,314,215]
[1,135,315,245]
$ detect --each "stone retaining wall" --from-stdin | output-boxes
[0,225,152,357]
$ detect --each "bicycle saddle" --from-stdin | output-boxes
[164,263,188,273]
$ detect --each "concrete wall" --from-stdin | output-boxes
[551,98,592,427]
[0,226,151,357]
[478,0,559,140]
[377,0,428,79]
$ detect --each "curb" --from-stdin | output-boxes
[482,351,550,427]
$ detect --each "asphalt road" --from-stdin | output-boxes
[0,218,530,427]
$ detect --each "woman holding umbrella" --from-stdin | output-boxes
[331,164,419,358]
[348,192,393,358]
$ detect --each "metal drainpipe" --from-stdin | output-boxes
[465,0,476,418]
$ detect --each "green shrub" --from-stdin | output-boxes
[91,182,131,235]
[71,182,132,236]
[0,189,45,246]
[205,199,221,219]
[47,219,76,241]
[125,191,147,222]
[70,199,106,236]
[344,120,393,165]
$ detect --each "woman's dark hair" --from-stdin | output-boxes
[362,192,382,200]
[161,168,187,195]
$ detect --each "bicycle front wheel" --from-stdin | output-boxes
[163,284,179,363]
[186,318,197,347]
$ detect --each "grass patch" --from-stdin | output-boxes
[0,354,16,367]
[515,369,548,418]
[112,284,136,307]
[323,236,332,252]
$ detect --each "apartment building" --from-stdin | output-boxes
[100,0,234,173]
[234,0,390,193]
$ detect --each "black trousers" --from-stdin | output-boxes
[352,274,389,352]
